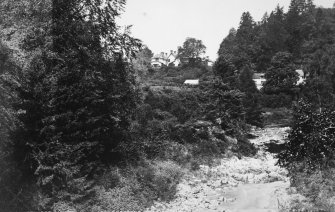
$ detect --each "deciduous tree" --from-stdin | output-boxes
[177,37,206,60]
[263,52,299,94]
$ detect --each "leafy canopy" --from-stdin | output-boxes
[177,37,206,59]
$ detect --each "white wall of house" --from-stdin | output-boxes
[252,73,266,90]
[295,69,305,85]
[184,79,199,85]
[253,78,266,90]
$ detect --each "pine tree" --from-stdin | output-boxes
[9,0,141,209]
[234,12,259,69]
[238,66,263,127]
[213,53,238,87]
[256,5,289,71]
[286,0,315,58]
[218,28,237,56]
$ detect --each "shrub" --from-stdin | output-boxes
[149,161,184,201]
[76,160,184,212]
[97,167,121,190]
[277,100,335,210]
[89,185,143,212]
[287,162,335,211]
[235,135,257,157]
[278,100,335,169]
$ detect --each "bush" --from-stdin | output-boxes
[89,185,143,212]
[75,160,184,212]
[144,88,200,123]
[278,100,335,169]
[235,135,257,157]
[286,162,335,211]
[277,100,335,210]
[147,161,184,201]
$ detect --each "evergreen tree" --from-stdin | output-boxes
[238,66,258,93]
[8,0,141,209]
[256,6,289,71]
[301,7,335,109]
[218,28,237,56]
[234,12,259,69]
[213,53,238,87]
[285,0,315,58]
[238,66,263,127]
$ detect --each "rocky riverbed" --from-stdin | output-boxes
[146,127,302,212]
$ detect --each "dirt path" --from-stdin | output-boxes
[146,127,295,212]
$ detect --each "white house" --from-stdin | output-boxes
[151,51,180,68]
[252,73,266,90]
[295,69,305,85]
[184,79,199,85]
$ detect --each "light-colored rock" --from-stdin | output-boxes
[145,127,297,212]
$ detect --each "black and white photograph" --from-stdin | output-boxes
[0,0,334,211]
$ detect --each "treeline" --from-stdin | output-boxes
[218,0,335,108]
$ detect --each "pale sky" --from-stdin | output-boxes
[118,0,334,61]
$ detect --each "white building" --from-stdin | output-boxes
[151,51,180,68]
[184,79,199,85]
[295,69,305,85]
[252,73,266,90]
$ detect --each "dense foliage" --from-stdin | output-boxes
[262,52,299,94]
[217,3,335,209]
[0,0,142,210]
[278,100,335,169]
[238,66,263,127]
[177,37,207,61]
[218,0,335,107]
[132,46,154,81]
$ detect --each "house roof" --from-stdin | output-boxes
[153,53,166,59]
